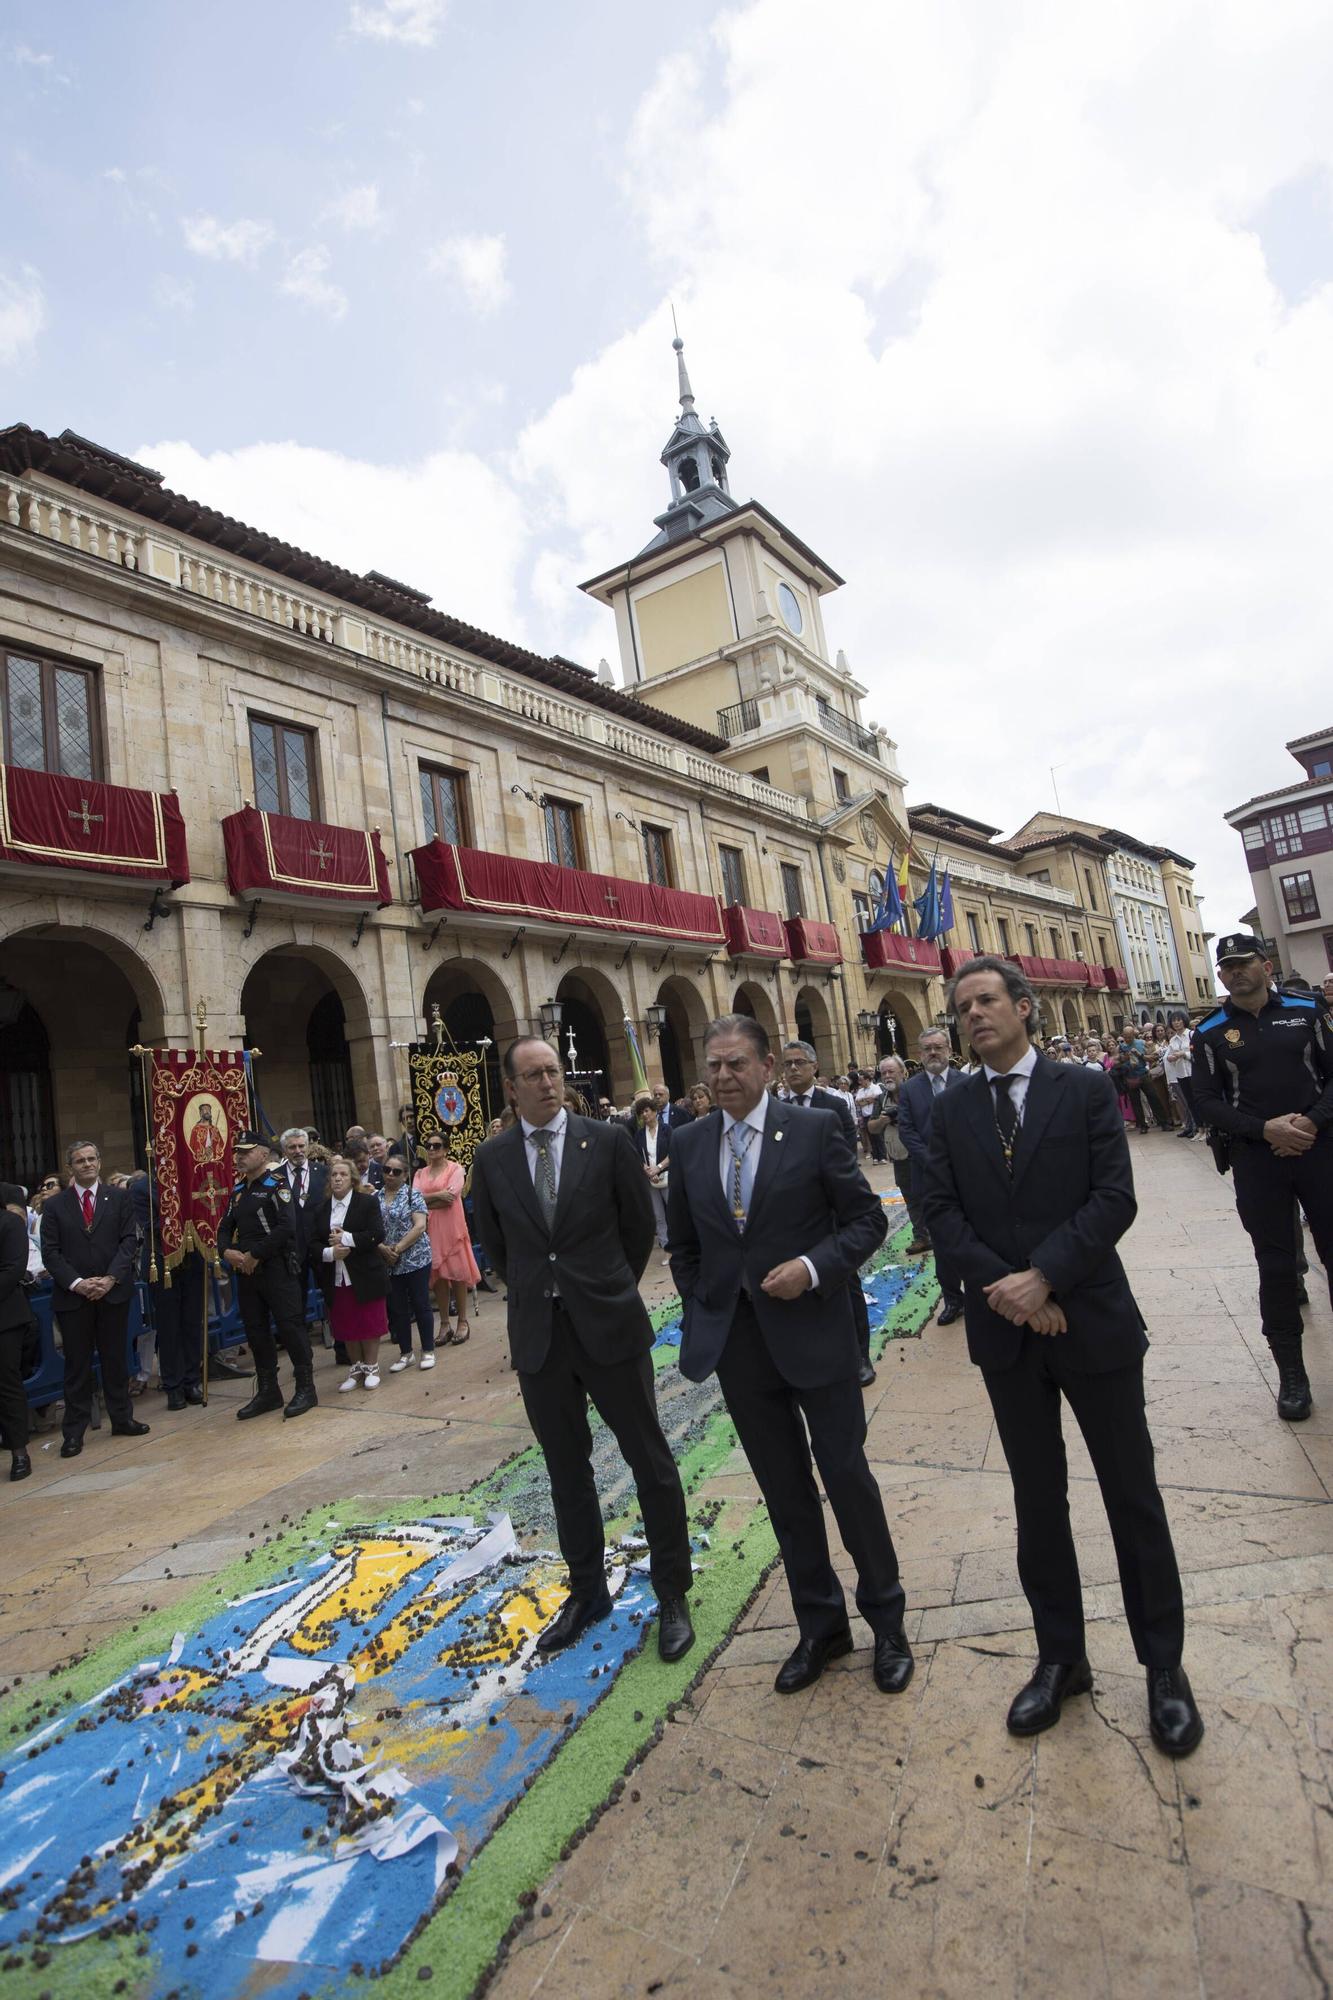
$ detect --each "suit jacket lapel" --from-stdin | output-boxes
[746,1097,790,1224]
[552,1116,592,1233]
[1009,1056,1061,1188]
[964,1072,1012,1191]
[496,1125,548,1238]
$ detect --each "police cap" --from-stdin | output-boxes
[1215,933,1266,966]
[233,1129,267,1152]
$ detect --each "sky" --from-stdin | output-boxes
[5,0,1333,942]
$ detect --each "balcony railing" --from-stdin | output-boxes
[411,841,726,946]
[717,699,760,737]
[861,931,942,975]
[815,700,879,758]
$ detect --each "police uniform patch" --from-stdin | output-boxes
[1225,1029,1242,1045]
[276,1187,291,1202]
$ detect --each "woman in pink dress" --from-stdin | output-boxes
[414,1129,480,1344]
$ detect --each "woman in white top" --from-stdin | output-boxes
[1163,1011,1199,1137]
[633,1100,672,1252]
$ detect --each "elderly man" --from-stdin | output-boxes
[651,1082,693,1131]
[40,1141,150,1458]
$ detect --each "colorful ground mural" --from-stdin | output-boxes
[0,1212,939,2000]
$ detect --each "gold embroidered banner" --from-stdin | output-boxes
[408,1045,487,1182]
[146,1049,251,1268]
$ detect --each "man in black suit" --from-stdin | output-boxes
[922,956,1202,1756]
[651,1082,693,1131]
[40,1140,150,1459]
[470,1037,694,1664]
[667,1014,912,1697]
[898,1028,967,1324]
[131,1172,205,1410]
[778,1038,877,1387]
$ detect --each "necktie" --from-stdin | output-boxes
[992,1075,1019,1170]
[794,1093,810,1109]
[529,1132,558,1227]
[725,1123,757,1230]
[932,1075,945,1097]
[81,1188,95,1228]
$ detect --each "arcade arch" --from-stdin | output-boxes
[655,973,710,1100]
[731,979,781,1050]
[792,983,836,1076]
[240,945,375,1143]
[421,958,521,1126]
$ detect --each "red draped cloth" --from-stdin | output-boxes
[0,764,189,883]
[723,905,787,959]
[861,931,942,973]
[222,806,391,906]
[784,917,843,965]
[412,840,724,944]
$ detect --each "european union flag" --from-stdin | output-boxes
[869,859,904,932]
[914,858,943,941]
[938,867,955,938]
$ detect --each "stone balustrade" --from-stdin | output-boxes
[1,470,814,826]
[946,854,1077,907]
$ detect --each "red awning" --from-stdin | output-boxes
[0,763,189,884]
[939,946,975,979]
[1086,965,1109,989]
[785,917,843,965]
[222,806,391,907]
[722,904,787,959]
[861,930,942,974]
[412,841,724,944]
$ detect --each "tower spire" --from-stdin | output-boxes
[673,333,696,413]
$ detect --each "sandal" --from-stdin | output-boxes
[451,1320,471,1345]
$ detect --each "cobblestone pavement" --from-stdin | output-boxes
[1,1136,1329,1998]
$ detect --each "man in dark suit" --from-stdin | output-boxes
[778,1038,877,1387]
[922,956,1202,1756]
[667,1014,912,1697]
[898,1028,967,1325]
[651,1082,693,1131]
[40,1139,150,1459]
[131,1171,205,1410]
[471,1037,694,1664]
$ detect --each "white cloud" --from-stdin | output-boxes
[182,214,275,264]
[429,232,509,314]
[347,0,446,46]
[135,438,530,645]
[278,245,348,320]
[0,265,46,366]
[322,183,386,232]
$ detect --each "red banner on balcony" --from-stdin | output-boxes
[785,917,843,965]
[1102,966,1129,991]
[723,904,787,959]
[412,841,725,944]
[222,806,391,907]
[0,763,189,883]
[939,946,975,980]
[1086,965,1109,989]
[861,930,942,974]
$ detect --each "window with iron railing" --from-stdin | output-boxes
[814,699,878,757]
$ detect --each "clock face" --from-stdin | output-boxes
[776,581,804,635]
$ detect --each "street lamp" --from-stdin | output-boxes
[645,1001,668,1041]
[538,998,563,1040]
[855,1008,878,1039]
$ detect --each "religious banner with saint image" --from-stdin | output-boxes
[144,1047,251,1271]
[408,1016,487,1183]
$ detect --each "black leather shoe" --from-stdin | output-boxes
[1147,1666,1203,1756]
[905,1239,931,1256]
[111,1419,151,1437]
[1277,1360,1313,1421]
[657,1596,695,1663]
[536,1591,612,1654]
[165,1390,187,1412]
[937,1302,964,1326]
[872,1628,915,1693]
[284,1381,318,1420]
[1006,1657,1093,1735]
[60,1436,83,1459]
[236,1381,284,1421]
[10,1453,32,1482]
[183,1385,204,1405]
[208,1356,249,1380]
[774,1628,854,1693]
[858,1358,877,1386]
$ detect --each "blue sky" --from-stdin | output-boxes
[6,1,1333,942]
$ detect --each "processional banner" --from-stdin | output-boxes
[408,1044,487,1181]
[145,1048,251,1270]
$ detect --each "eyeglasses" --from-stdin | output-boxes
[384,1166,405,1177]
[424,1141,445,1150]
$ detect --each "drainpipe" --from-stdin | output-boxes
[815,833,857,1069]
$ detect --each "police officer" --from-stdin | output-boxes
[1192,935,1333,1422]
[218,1131,317,1421]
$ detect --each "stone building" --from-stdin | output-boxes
[1225,723,1333,986]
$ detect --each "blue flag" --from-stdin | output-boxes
[869,857,904,932]
[914,857,942,941]
[938,867,955,938]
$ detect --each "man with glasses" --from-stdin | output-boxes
[471,1037,694,1664]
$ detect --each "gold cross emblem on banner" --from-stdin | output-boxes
[310,838,334,874]
[68,799,104,835]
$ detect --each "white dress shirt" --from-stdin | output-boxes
[323,1190,355,1285]
[982,1041,1040,1122]
[720,1097,818,1288]
[286,1159,310,1202]
[521,1107,568,1189]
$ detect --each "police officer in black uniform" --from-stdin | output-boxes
[1192,935,1333,1422]
[218,1131,318,1421]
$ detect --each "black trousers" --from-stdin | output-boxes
[388,1264,436,1353]
[715,1300,906,1643]
[151,1254,205,1392]
[849,1278,871,1363]
[0,1323,31,1455]
[894,1155,929,1241]
[58,1296,133,1439]
[518,1301,691,1603]
[1232,1133,1333,1340]
[982,1337,1184,1668]
[236,1261,312,1381]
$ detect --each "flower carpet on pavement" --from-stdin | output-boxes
[0,1206,938,2000]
